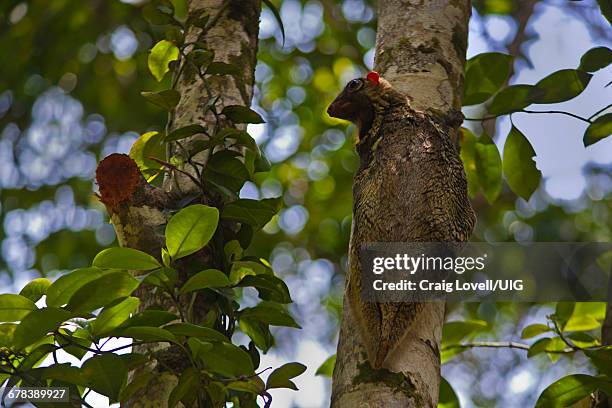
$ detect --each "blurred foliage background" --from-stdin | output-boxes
[0,0,610,406]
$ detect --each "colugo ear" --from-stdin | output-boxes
[366,71,380,85]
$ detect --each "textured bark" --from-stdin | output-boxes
[95,1,261,406]
[166,0,261,195]
[331,1,472,407]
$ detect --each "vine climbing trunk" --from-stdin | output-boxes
[331,2,472,407]
[95,0,261,406]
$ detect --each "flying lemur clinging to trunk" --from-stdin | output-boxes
[327,72,475,369]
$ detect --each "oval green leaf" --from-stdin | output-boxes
[502,126,541,200]
[47,268,116,308]
[531,69,592,104]
[166,204,219,260]
[179,269,230,294]
[0,294,37,321]
[584,113,612,147]
[91,297,141,338]
[463,52,513,106]
[141,90,180,111]
[19,278,52,303]
[148,40,179,81]
[266,362,306,390]
[13,307,72,350]
[474,133,502,203]
[221,105,264,124]
[578,46,612,72]
[93,247,161,271]
[66,271,140,315]
[82,353,128,402]
[535,374,604,408]
[488,84,536,115]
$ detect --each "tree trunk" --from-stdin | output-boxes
[331,2,472,407]
[95,1,261,406]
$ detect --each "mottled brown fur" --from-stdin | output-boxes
[328,75,475,369]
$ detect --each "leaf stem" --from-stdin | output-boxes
[463,109,592,123]
[442,340,574,354]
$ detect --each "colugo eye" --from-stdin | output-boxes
[347,79,363,91]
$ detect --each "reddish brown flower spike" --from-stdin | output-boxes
[366,71,380,85]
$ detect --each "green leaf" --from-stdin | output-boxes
[227,378,265,394]
[564,302,605,331]
[164,124,207,142]
[166,204,219,259]
[129,131,165,181]
[578,46,612,72]
[567,332,598,348]
[13,307,71,349]
[266,362,306,390]
[0,294,37,321]
[217,128,259,152]
[141,90,181,111]
[543,337,568,363]
[236,274,292,304]
[553,302,575,329]
[165,322,228,342]
[488,84,536,115]
[442,320,488,344]
[148,40,179,81]
[502,126,541,200]
[520,323,551,339]
[118,326,177,342]
[119,309,178,328]
[463,52,513,106]
[584,113,612,147]
[474,133,502,203]
[585,346,612,377]
[439,376,460,408]
[142,0,175,25]
[222,105,265,124]
[168,367,199,408]
[204,151,251,192]
[240,302,300,328]
[238,318,273,352]
[527,337,552,358]
[33,364,88,387]
[142,267,178,290]
[82,353,128,402]
[196,341,255,377]
[19,278,52,302]
[535,374,608,408]
[0,323,17,347]
[530,69,592,104]
[179,269,231,294]
[91,297,140,338]
[597,0,612,24]
[315,355,336,377]
[206,62,241,75]
[93,247,161,271]
[66,271,140,315]
[230,260,273,283]
[459,128,479,197]
[222,198,280,230]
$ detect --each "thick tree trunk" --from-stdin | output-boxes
[95,1,261,406]
[331,2,472,407]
